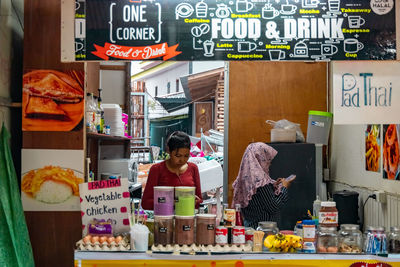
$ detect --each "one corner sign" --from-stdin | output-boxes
[79,178,131,236]
[74,0,396,61]
[333,62,400,125]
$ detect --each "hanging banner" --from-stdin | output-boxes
[332,62,400,125]
[74,0,396,61]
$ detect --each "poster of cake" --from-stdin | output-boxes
[365,124,380,172]
[382,124,400,180]
[22,69,84,131]
[21,149,85,211]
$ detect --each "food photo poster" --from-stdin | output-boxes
[382,124,400,180]
[22,69,84,131]
[21,149,84,211]
[365,124,380,173]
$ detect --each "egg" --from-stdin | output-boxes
[115,236,123,244]
[107,237,115,244]
[83,235,92,244]
[317,246,327,253]
[327,246,338,253]
[99,236,108,244]
[91,236,99,243]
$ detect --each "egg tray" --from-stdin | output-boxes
[76,237,131,251]
[151,243,253,254]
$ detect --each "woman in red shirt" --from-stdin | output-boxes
[141,131,202,210]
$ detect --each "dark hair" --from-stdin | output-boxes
[166,131,191,152]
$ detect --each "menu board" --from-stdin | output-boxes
[75,0,396,61]
[79,178,131,236]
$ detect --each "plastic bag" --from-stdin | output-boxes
[266,119,305,142]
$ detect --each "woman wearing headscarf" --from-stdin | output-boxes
[232,142,295,229]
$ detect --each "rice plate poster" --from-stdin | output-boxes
[21,149,84,211]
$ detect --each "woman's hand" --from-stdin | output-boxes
[276,175,296,188]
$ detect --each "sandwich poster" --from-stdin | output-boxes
[22,69,84,131]
[79,178,131,236]
[76,0,396,61]
[21,149,84,211]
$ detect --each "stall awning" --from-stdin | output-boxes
[181,68,224,102]
[155,92,189,113]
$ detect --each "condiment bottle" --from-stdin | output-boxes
[319,201,338,227]
[235,203,243,226]
[313,195,321,219]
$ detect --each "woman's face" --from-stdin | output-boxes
[169,148,190,167]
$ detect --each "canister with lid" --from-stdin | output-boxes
[317,226,338,253]
[196,214,216,245]
[319,201,338,227]
[175,187,195,216]
[256,221,279,251]
[388,226,400,253]
[154,215,174,246]
[174,215,195,245]
[338,224,362,253]
[153,186,174,216]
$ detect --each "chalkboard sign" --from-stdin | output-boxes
[75,0,396,61]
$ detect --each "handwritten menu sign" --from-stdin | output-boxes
[79,178,131,236]
[332,61,400,124]
[75,0,395,61]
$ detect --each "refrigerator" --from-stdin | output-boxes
[268,143,324,231]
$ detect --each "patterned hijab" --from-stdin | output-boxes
[232,142,283,208]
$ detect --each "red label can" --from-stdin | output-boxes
[232,226,245,244]
[215,226,228,245]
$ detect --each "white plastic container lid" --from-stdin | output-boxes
[175,215,195,219]
[154,186,175,191]
[154,215,174,220]
[196,214,216,218]
[321,201,336,207]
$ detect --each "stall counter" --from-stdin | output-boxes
[75,251,400,267]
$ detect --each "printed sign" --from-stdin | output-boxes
[79,178,131,236]
[75,0,396,61]
[333,62,400,124]
[382,124,400,180]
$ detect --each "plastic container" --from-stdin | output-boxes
[175,215,195,245]
[196,214,216,245]
[338,224,363,253]
[153,186,174,216]
[364,226,387,254]
[271,128,296,143]
[388,226,400,253]
[317,226,338,253]
[306,110,333,145]
[256,221,279,251]
[154,215,174,246]
[131,224,150,251]
[302,220,316,253]
[175,187,195,216]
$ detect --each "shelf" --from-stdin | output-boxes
[87,132,131,141]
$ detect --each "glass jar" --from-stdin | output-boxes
[338,224,363,253]
[256,221,279,251]
[317,226,338,253]
[363,226,388,254]
[388,226,400,253]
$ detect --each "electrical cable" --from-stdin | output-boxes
[362,194,376,230]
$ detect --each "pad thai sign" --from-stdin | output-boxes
[79,178,131,236]
[332,62,400,124]
[74,0,396,61]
